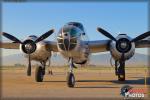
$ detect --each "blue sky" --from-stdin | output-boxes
[2,1,149,56]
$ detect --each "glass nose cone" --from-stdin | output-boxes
[57,37,77,51]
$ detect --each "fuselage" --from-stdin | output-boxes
[57,22,90,64]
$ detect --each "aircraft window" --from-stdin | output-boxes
[63,27,78,37]
[29,35,37,38]
[68,22,84,30]
[63,27,69,33]
[57,38,63,43]
[70,29,77,37]
[70,38,77,43]
[69,44,76,50]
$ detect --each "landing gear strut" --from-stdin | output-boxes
[67,58,76,87]
[115,60,125,81]
[35,61,46,82]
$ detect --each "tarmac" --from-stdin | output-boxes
[1,67,150,99]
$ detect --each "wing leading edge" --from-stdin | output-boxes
[85,39,150,53]
[135,40,150,48]
[0,42,20,49]
[84,40,111,53]
[0,41,58,52]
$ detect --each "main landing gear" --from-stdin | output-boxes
[115,60,125,81]
[35,61,46,82]
[67,58,76,87]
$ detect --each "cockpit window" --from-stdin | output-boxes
[67,22,84,31]
[63,27,70,33]
[63,27,78,37]
[70,28,77,37]
[29,35,37,38]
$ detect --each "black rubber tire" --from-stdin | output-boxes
[67,72,75,88]
[35,66,44,82]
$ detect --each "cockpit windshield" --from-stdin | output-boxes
[67,22,84,31]
[29,35,37,38]
[63,27,78,37]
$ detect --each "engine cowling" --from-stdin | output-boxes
[110,34,135,61]
[20,36,51,61]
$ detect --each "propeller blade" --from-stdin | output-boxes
[2,32,22,43]
[27,54,31,76]
[131,31,150,42]
[35,29,54,43]
[97,27,117,41]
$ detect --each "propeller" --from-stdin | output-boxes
[35,29,54,43]
[2,29,54,44]
[2,32,22,43]
[97,27,150,43]
[2,29,55,76]
[97,27,150,61]
[131,31,150,42]
[97,27,117,41]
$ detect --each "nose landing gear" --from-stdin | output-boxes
[35,61,46,82]
[67,72,75,87]
[67,58,76,87]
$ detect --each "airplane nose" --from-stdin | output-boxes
[57,37,77,51]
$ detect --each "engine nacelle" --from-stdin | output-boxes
[110,34,135,61]
[20,35,51,61]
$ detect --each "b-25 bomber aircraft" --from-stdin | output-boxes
[1,22,150,87]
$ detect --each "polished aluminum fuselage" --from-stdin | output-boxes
[57,25,90,64]
[58,39,89,64]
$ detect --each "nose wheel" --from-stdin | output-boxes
[67,72,75,87]
[35,66,44,82]
[35,61,46,82]
[67,58,76,87]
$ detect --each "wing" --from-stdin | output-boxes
[84,40,111,53]
[0,41,58,52]
[85,39,150,53]
[44,41,58,52]
[0,42,20,49]
[135,40,150,48]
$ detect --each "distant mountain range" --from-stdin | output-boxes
[1,53,149,67]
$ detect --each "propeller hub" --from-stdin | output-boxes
[21,40,36,54]
[25,44,33,51]
[116,38,131,53]
[120,42,127,49]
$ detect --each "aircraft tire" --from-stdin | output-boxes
[67,72,75,88]
[35,66,44,82]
